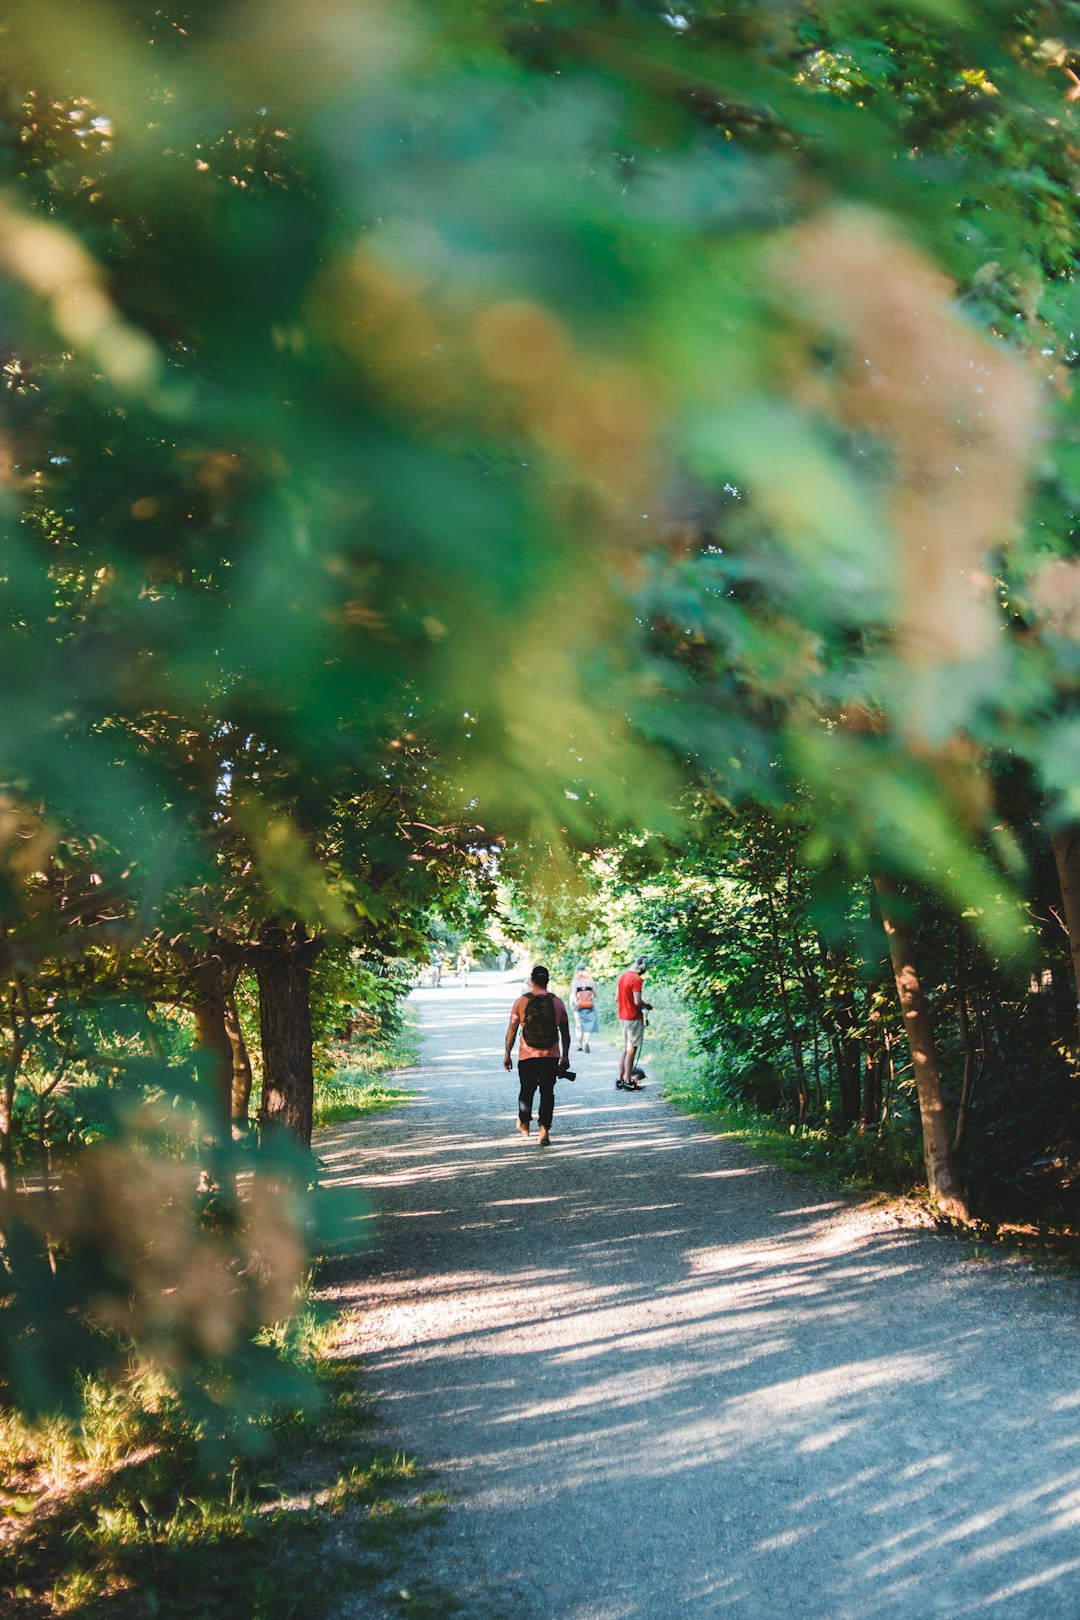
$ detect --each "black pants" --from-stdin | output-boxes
[518,1057,558,1130]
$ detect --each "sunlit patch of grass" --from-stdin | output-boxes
[0,1408,79,1499]
[256,1290,349,1365]
[52,1568,99,1613]
[77,1369,178,1471]
[313,1077,414,1128]
[0,1369,183,1514]
[311,1008,419,1129]
[394,1578,463,1618]
[324,1451,424,1510]
[2,1333,454,1620]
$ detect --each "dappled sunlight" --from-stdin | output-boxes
[683,1165,776,1181]
[316,975,1080,1618]
[961,1563,1080,1614]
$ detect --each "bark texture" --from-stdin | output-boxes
[830,994,863,1128]
[860,1049,882,1132]
[256,927,319,1148]
[1,981,27,1192]
[873,874,968,1219]
[191,962,234,1125]
[225,989,253,1124]
[0,1065,17,1194]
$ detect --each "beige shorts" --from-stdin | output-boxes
[620,1017,644,1049]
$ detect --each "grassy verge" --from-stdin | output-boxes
[312,1007,420,1129]
[642,982,925,1199]
[646,986,1080,1266]
[2,1008,459,1620]
[313,1077,416,1130]
[660,1069,924,1195]
[0,1307,460,1620]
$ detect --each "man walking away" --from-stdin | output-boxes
[504,965,571,1146]
[617,955,651,1091]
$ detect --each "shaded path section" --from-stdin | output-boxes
[318,972,1080,1618]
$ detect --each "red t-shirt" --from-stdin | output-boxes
[512,992,568,1059]
[617,969,643,1021]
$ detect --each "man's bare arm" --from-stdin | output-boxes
[504,1015,520,1070]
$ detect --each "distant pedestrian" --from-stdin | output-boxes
[430,947,443,987]
[504,965,571,1147]
[570,962,599,1053]
[457,944,472,987]
[616,956,651,1090]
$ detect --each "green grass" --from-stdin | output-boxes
[661,1068,924,1194]
[642,984,925,1200]
[311,1008,419,1128]
[313,1076,415,1128]
[0,995,929,1619]
[0,1328,459,1620]
[629,981,700,1090]
[1,997,453,1620]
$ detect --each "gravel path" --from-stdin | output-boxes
[318,971,1080,1618]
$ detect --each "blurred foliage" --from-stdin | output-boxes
[2,0,1080,1444]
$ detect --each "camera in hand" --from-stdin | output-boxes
[559,1067,576,1081]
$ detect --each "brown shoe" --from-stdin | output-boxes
[538,1127,551,1146]
[517,1118,530,1137]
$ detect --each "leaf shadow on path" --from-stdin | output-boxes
[316,974,1080,1620]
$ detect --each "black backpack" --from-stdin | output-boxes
[521,992,558,1050]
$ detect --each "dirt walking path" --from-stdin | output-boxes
[317,971,1080,1618]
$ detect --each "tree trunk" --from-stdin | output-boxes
[0,1063,16,1195]
[192,962,233,1126]
[806,934,861,1127]
[831,995,863,1129]
[786,872,832,1119]
[142,1007,164,1062]
[1051,827,1080,1049]
[881,1029,895,1126]
[256,926,319,1148]
[861,1049,882,1131]
[0,981,26,1194]
[764,887,809,1124]
[873,875,968,1219]
[225,989,253,1125]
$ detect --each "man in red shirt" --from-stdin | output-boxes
[503,964,571,1146]
[616,956,651,1091]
